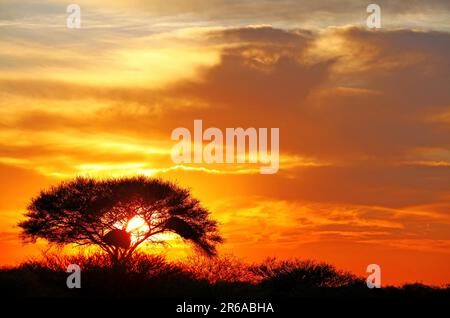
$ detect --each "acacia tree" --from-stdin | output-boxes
[19,176,223,266]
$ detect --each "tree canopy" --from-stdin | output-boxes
[19,176,223,265]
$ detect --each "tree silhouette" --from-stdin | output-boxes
[19,176,223,266]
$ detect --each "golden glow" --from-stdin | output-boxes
[126,216,150,233]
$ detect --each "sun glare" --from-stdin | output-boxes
[126,216,150,233]
[125,215,178,244]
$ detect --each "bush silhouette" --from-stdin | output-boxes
[183,254,259,284]
[250,257,364,295]
[1,252,449,299]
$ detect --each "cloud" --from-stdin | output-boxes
[65,0,450,31]
[208,197,450,254]
[1,26,449,180]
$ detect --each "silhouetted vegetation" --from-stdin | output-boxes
[1,252,448,299]
[9,177,449,300]
[19,177,222,267]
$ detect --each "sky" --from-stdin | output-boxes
[0,0,450,286]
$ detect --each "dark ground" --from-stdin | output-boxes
[1,253,448,314]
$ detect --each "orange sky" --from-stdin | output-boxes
[1,0,450,286]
